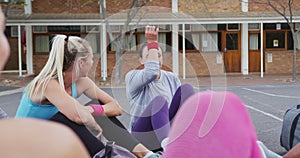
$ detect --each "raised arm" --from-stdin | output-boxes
[126,26,161,97]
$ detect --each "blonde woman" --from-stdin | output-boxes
[0,8,89,158]
[15,34,161,158]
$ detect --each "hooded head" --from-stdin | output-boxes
[164,91,263,158]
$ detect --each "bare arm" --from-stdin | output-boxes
[78,77,122,116]
[0,8,10,70]
[44,79,102,137]
[283,143,300,158]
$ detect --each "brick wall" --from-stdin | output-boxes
[179,0,241,13]
[106,0,171,14]
[264,51,300,74]
[249,0,300,12]
[32,0,99,14]
[178,52,224,77]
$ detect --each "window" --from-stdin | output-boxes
[287,32,293,50]
[179,33,196,50]
[296,23,300,31]
[264,23,290,30]
[11,26,18,37]
[81,34,100,53]
[266,32,285,49]
[35,35,50,52]
[202,32,218,52]
[227,24,240,31]
[48,26,81,32]
[249,33,260,50]
[249,23,260,30]
[179,24,191,32]
[202,24,217,31]
[33,26,47,33]
[86,25,100,32]
[110,25,121,33]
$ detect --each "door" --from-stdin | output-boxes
[223,32,241,72]
[249,33,261,72]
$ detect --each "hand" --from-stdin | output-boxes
[103,101,122,116]
[145,25,159,43]
[92,123,103,138]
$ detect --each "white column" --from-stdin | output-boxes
[182,24,186,79]
[172,0,178,13]
[260,22,264,78]
[241,23,249,75]
[24,0,32,14]
[100,0,106,14]
[242,0,248,12]
[172,24,179,76]
[26,25,33,75]
[101,24,107,81]
[18,25,22,76]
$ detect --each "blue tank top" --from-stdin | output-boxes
[15,83,78,120]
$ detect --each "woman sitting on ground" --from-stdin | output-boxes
[15,34,161,158]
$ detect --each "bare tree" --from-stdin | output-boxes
[99,0,149,84]
[247,0,300,80]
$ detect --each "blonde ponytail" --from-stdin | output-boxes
[27,35,66,99]
[26,34,92,101]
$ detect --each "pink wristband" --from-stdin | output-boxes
[148,42,159,51]
[89,104,104,116]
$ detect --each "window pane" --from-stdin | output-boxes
[250,34,260,50]
[35,35,49,52]
[48,26,81,32]
[266,32,285,49]
[249,23,259,30]
[227,24,239,30]
[179,34,196,50]
[33,26,47,33]
[203,24,217,31]
[226,33,238,50]
[179,24,191,31]
[288,32,293,50]
[81,34,100,53]
[202,32,218,52]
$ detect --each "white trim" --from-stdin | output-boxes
[182,24,186,79]
[241,23,248,75]
[6,15,300,25]
[172,24,179,76]
[260,22,264,78]
[101,25,107,80]
[18,25,22,77]
[26,25,33,75]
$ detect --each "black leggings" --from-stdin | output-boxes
[50,112,139,157]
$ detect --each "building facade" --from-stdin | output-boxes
[2,0,300,79]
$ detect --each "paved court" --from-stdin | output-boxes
[1,78,300,155]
